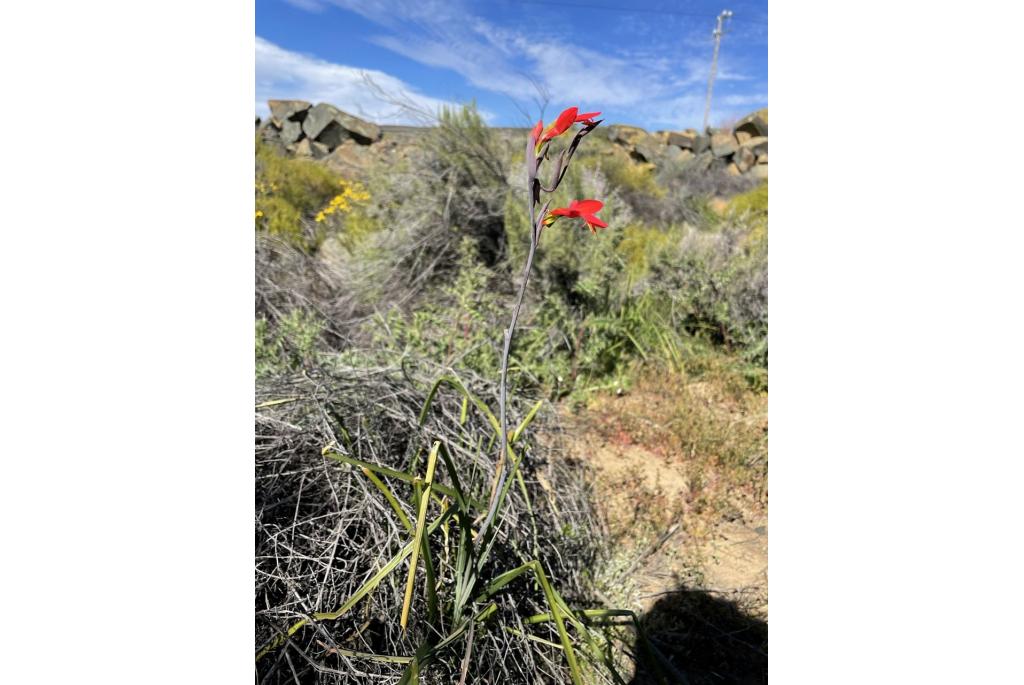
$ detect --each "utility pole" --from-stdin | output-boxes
[703,9,733,132]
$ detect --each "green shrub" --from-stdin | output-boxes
[254,138,341,249]
[370,238,504,378]
[255,110,767,394]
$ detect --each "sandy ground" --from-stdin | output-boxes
[558,374,768,660]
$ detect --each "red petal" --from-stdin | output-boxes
[542,106,578,141]
[549,207,573,217]
[575,111,601,122]
[530,120,543,142]
[585,215,608,229]
[570,199,603,214]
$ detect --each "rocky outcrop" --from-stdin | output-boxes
[259,100,381,159]
[257,99,768,181]
[605,108,768,180]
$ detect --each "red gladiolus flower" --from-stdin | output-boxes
[540,107,578,144]
[544,199,608,234]
[574,111,601,125]
[529,119,543,143]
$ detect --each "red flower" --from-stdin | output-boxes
[574,111,601,126]
[544,199,608,234]
[529,119,543,143]
[540,107,578,144]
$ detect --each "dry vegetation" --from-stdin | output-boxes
[255,105,767,683]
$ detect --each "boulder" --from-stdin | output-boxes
[750,164,768,179]
[735,130,752,144]
[666,129,709,153]
[313,120,353,150]
[311,140,330,159]
[280,119,305,145]
[690,151,714,173]
[734,108,768,138]
[664,146,695,165]
[739,135,768,158]
[734,146,756,173]
[726,162,742,176]
[756,151,768,164]
[323,139,374,176]
[607,125,648,147]
[710,131,738,158]
[293,138,331,160]
[303,103,381,146]
[692,133,710,154]
[258,118,281,140]
[632,141,661,163]
[268,99,312,126]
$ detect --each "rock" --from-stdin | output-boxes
[314,120,353,149]
[608,125,647,147]
[735,130,752,144]
[293,138,330,159]
[652,130,671,145]
[750,164,768,179]
[303,103,381,146]
[258,118,281,142]
[666,130,695,149]
[664,146,694,165]
[280,119,305,145]
[734,108,768,138]
[323,139,374,176]
[726,162,742,176]
[739,135,768,158]
[258,116,281,132]
[302,104,341,142]
[691,150,714,173]
[734,146,756,173]
[311,140,330,159]
[756,151,768,164]
[633,141,660,163]
[710,131,738,158]
[268,99,312,126]
[667,129,710,154]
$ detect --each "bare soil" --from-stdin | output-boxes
[559,372,768,682]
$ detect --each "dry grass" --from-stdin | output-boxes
[255,362,626,683]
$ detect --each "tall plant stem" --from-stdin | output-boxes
[479,137,542,540]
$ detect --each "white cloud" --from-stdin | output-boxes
[255,36,463,124]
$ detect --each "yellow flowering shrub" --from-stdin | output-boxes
[254,138,342,248]
[314,180,371,223]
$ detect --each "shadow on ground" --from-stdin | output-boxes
[630,584,767,685]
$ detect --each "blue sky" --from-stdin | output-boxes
[256,0,767,130]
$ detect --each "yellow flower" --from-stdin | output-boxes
[255,210,264,219]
